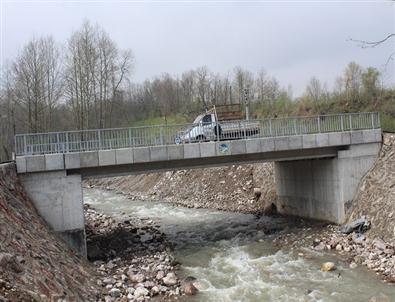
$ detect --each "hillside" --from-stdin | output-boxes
[0,163,101,301]
[347,133,395,243]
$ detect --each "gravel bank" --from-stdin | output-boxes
[85,204,197,302]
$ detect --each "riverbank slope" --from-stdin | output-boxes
[0,163,101,301]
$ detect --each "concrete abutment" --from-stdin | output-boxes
[274,143,381,223]
[20,171,86,256]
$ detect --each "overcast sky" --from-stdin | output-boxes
[1,1,394,96]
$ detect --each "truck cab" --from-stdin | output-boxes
[177,112,219,143]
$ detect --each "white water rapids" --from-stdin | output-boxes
[84,188,395,302]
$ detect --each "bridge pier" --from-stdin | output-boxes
[20,171,86,256]
[274,143,381,223]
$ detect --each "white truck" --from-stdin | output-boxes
[175,106,260,144]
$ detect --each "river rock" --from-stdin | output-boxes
[181,276,198,296]
[134,287,149,298]
[109,288,121,298]
[321,262,336,272]
[163,272,178,286]
[128,273,145,283]
[151,286,160,295]
[156,270,165,280]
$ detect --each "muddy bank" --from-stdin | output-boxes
[0,163,102,301]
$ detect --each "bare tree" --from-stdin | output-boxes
[12,36,62,132]
[305,77,323,103]
[195,66,210,109]
[65,21,133,129]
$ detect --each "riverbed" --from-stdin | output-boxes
[84,188,395,302]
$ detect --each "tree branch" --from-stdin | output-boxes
[348,33,395,48]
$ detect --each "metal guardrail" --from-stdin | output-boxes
[14,112,380,156]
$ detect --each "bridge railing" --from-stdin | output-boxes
[14,112,380,156]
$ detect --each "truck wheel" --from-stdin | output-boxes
[214,125,222,137]
[196,135,206,142]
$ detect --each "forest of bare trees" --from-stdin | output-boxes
[1,21,394,163]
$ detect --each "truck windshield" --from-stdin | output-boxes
[202,115,212,124]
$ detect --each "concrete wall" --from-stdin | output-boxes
[274,142,382,223]
[20,171,86,256]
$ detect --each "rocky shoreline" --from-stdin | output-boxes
[272,222,395,286]
[85,204,198,302]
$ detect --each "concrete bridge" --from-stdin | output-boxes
[14,112,382,255]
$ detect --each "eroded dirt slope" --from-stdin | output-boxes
[0,163,101,301]
[348,133,395,243]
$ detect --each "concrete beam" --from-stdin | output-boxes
[16,157,26,173]
[150,146,168,161]
[80,151,99,168]
[245,139,261,154]
[26,155,45,172]
[167,145,184,160]
[133,147,150,163]
[184,144,200,158]
[98,150,116,166]
[115,148,134,165]
[45,153,64,171]
[200,142,216,157]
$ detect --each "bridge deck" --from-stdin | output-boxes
[15,112,380,157]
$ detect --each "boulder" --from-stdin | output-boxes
[163,272,178,286]
[181,276,198,296]
[321,262,336,272]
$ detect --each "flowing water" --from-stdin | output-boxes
[84,189,395,302]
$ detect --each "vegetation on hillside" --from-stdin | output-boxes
[1,21,394,162]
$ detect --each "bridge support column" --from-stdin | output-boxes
[20,171,86,256]
[274,143,381,223]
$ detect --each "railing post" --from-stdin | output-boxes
[65,133,69,152]
[349,115,352,131]
[269,119,273,137]
[160,127,164,145]
[317,116,321,133]
[23,135,27,155]
[128,128,132,147]
[293,119,297,135]
[371,113,375,129]
[56,133,60,153]
[340,115,344,131]
[98,130,102,149]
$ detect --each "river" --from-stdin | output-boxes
[84,188,395,302]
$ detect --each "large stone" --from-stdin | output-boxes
[321,262,336,272]
[163,272,177,286]
[134,287,149,298]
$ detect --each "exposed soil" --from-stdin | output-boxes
[0,163,102,301]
